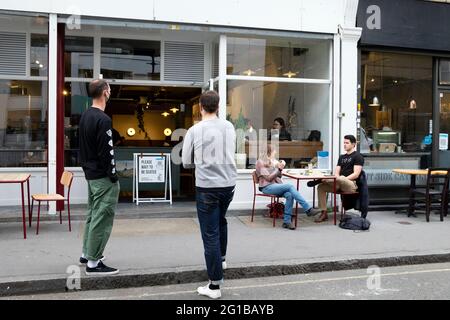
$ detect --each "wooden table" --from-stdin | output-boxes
[392,169,448,217]
[282,173,338,225]
[0,174,31,239]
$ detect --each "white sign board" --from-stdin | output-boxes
[439,133,449,151]
[138,156,165,183]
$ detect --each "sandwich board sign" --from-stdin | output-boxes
[133,153,172,205]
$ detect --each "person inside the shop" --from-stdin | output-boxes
[308,134,364,223]
[268,117,292,141]
[256,144,320,230]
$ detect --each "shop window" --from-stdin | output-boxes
[360,51,433,154]
[0,80,48,167]
[227,37,330,79]
[65,36,94,78]
[226,80,330,169]
[100,38,160,80]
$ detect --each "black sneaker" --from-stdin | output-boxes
[85,261,119,276]
[307,179,322,187]
[282,222,296,230]
[79,255,105,265]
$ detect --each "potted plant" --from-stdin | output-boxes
[227,107,248,169]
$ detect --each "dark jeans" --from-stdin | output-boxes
[196,187,235,285]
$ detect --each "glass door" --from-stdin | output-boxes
[438,91,450,167]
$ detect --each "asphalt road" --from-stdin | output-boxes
[4,262,450,300]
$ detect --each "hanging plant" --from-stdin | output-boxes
[135,105,150,140]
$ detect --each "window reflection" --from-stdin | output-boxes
[0,80,48,167]
[65,36,94,78]
[101,38,160,80]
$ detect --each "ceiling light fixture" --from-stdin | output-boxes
[170,107,179,113]
[369,96,380,107]
[161,112,170,117]
[283,42,297,78]
[242,39,255,76]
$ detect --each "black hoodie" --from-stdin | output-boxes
[79,107,118,182]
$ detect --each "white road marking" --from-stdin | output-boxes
[84,267,450,300]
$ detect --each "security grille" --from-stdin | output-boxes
[164,41,204,82]
[0,32,26,76]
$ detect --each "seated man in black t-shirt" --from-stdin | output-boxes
[309,134,364,223]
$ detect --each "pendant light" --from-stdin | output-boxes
[283,42,297,78]
[369,96,380,107]
[242,39,255,76]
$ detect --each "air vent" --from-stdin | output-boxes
[164,41,204,82]
[0,32,26,76]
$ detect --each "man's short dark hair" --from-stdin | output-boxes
[199,90,220,113]
[88,79,109,99]
[344,134,357,144]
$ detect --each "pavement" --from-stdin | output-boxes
[2,204,450,297]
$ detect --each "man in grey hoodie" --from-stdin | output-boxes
[182,90,237,299]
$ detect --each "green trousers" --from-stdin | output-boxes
[82,177,120,261]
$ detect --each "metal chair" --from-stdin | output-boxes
[31,171,73,234]
[251,171,283,227]
[411,168,449,222]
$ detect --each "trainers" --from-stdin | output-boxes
[222,261,227,270]
[307,180,322,187]
[282,222,296,230]
[85,261,119,276]
[197,283,221,299]
[305,208,321,217]
[79,255,105,265]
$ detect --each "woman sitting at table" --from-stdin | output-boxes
[255,144,320,230]
[268,117,292,141]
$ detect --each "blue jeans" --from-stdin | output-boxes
[196,187,235,285]
[262,183,312,224]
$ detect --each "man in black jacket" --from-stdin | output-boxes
[78,79,120,276]
[309,135,365,222]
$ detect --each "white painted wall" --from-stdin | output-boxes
[1,0,358,34]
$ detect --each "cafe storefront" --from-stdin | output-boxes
[0,0,361,211]
[357,0,450,205]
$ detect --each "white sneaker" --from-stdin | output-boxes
[197,283,221,299]
[222,261,227,270]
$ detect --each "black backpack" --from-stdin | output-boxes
[339,215,371,231]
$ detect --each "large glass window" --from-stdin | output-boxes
[0,80,48,167]
[227,81,330,169]
[360,52,433,154]
[225,35,331,169]
[227,37,330,79]
[101,38,161,80]
[65,36,94,78]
